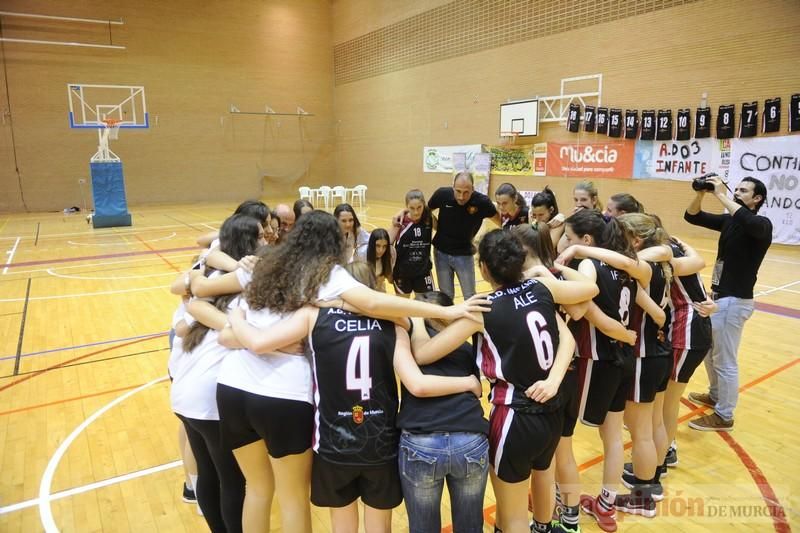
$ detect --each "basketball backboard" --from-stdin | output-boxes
[500,99,539,136]
[67,83,149,129]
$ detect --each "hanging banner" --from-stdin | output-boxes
[472,153,491,195]
[729,136,800,245]
[488,144,535,175]
[546,141,635,179]
[423,145,483,173]
[633,139,725,181]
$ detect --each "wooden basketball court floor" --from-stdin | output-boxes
[0,200,797,532]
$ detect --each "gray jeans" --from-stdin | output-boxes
[434,249,476,300]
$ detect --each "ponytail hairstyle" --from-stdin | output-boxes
[495,182,526,211]
[512,223,555,268]
[566,209,637,282]
[531,186,560,220]
[405,189,433,225]
[366,228,393,283]
[574,180,603,211]
[478,229,526,286]
[610,193,645,214]
[618,213,673,284]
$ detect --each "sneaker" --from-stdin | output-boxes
[579,494,617,532]
[621,472,664,502]
[664,445,678,467]
[182,483,196,504]
[615,492,656,518]
[688,412,734,432]
[687,392,716,408]
[623,462,668,479]
[549,520,581,533]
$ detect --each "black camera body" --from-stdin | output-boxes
[691,173,718,192]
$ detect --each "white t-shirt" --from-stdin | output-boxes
[216,265,363,402]
[167,302,187,379]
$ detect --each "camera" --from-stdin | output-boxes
[691,172,718,192]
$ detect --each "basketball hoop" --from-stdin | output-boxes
[102,118,122,140]
[500,131,519,146]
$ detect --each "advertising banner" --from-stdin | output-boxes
[423,145,483,173]
[546,141,635,179]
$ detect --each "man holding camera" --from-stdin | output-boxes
[684,175,772,431]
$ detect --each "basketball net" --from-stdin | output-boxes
[499,131,519,146]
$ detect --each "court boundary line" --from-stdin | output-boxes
[0,220,224,242]
[0,382,143,416]
[0,245,198,270]
[0,284,170,303]
[5,252,197,278]
[0,331,166,362]
[66,231,177,246]
[45,268,176,281]
[2,236,21,274]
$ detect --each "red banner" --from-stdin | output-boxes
[546,141,635,179]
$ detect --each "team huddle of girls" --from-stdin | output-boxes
[167,179,715,533]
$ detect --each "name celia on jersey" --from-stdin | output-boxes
[327,308,383,332]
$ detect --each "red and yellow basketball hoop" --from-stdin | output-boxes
[102,118,122,140]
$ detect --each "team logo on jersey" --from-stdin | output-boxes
[467,206,478,215]
[352,405,365,424]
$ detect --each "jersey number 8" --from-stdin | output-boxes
[526,311,554,371]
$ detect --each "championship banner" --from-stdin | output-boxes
[729,136,800,245]
[546,141,634,179]
[633,139,725,181]
[423,144,483,173]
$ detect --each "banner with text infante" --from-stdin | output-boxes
[633,139,726,181]
[546,141,634,179]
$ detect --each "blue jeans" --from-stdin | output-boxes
[434,249,476,300]
[705,296,754,421]
[399,431,489,533]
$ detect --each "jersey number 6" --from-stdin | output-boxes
[526,311,554,371]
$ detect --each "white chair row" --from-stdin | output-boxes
[298,185,367,210]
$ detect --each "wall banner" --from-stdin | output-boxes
[488,144,535,176]
[423,145,483,173]
[729,136,800,245]
[546,141,635,179]
[633,139,726,181]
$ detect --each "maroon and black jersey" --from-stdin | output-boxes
[569,258,637,361]
[309,308,398,466]
[501,206,529,229]
[393,215,433,279]
[667,243,712,351]
[630,261,670,358]
[476,279,560,411]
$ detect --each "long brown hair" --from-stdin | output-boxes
[246,210,344,313]
[512,223,555,268]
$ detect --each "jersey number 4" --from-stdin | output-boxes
[346,336,372,400]
[526,311,554,371]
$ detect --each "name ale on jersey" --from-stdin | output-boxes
[326,308,383,333]
[488,278,541,310]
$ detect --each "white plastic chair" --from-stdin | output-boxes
[350,184,367,209]
[298,186,313,203]
[331,185,347,205]
[315,185,332,209]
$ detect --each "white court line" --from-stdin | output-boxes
[8,253,198,277]
[3,237,21,274]
[694,247,800,266]
[45,268,177,281]
[755,280,800,298]
[0,460,181,515]
[200,223,217,231]
[0,220,224,242]
[38,376,169,532]
[67,232,177,247]
[0,285,170,302]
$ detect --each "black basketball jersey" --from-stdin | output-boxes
[695,107,711,138]
[630,261,669,358]
[624,110,639,139]
[676,109,691,140]
[501,206,529,229]
[739,102,758,138]
[567,103,581,132]
[596,107,609,135]
[790,94,800,132]
[716,104,735,139]
[656,110,674,140]
[477,278,560,410]
[584,105,597,132]
[667,243,712,351]
[393,215,433,279]
[640,110,656,140]
[568,259,637,361]
[608,108,623,137]
[763,97,781,133]
[309,308,399,466]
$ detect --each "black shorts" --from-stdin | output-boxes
[560,360,579,438]
[628,357,672,403]
[488,404,562,483]
[311,454,402,509]
[671,347,709,383]
[393,272,434,295]
[576,358,633,427]
[217,384,313,458]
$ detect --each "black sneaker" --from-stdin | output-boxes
[665,445,678,467]
[614,492,656,518]
[623,462,668,479]
[182,483,197,504]
[549,520,581,533]
[621,472,664,502]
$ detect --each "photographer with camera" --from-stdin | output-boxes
[683,174,772,431]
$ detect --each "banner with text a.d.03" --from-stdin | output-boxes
[729,136,800,245]
[546,141,635,179]
[633,139,727,181]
